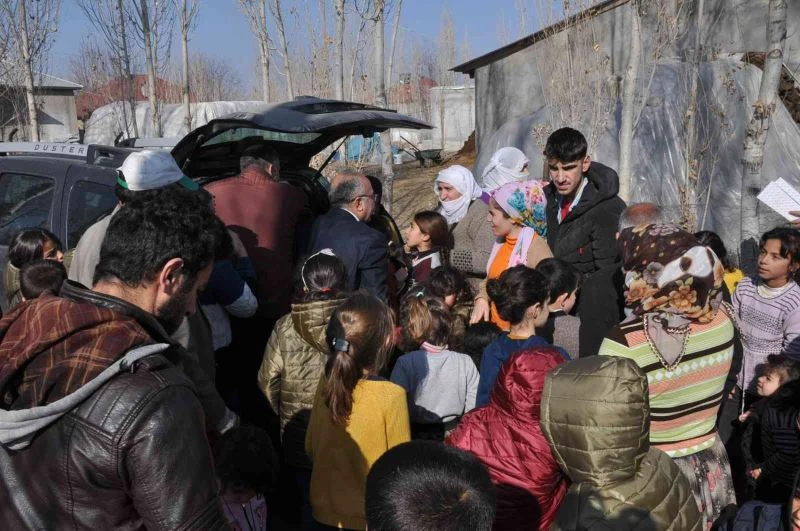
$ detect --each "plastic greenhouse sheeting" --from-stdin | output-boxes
[84,100,270,146]
[474,60,800,254]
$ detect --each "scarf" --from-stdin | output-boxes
[0,293,152,410]
[618,224,725,366]
[480,147,529,192]
[435,165,481,226]
[490,180,548,238]
[486,226,538,274]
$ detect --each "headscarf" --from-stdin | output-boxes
[434,165,481,226]
[490,180,548,238]
[618,224,725,367]
[480,147,530,192]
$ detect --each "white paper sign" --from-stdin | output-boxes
[757,178,800,221]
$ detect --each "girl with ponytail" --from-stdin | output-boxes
[305,293,411,530]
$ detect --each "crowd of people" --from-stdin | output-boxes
[0,127,799,530]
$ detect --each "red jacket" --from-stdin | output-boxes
[206,167,308,318]
[446,348,568,531]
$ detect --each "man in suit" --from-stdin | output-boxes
[307,170,388,299]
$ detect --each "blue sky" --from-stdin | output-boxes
[51,0,551,84]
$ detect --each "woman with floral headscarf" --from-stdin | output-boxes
[470,180,552,330]
[598,224,736,529]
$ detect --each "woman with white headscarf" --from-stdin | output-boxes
[435,148,531,292]
[434,165,489,292]
[480,147,529,193]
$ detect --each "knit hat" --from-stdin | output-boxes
[117,150,199,191]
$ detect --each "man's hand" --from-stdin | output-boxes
[789,211,800,229]
[748,467,761,480]
[470,297,491,324]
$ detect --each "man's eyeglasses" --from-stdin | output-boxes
[352,194,378,202]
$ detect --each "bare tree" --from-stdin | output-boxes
[126,0,175,137]
[680,0,704,230]
[270,0,293,100]
[740,0,788,270]
[334,0,346,100]
[239,0,271,102]
[77,0,140,137]
[618,0,642,201]
[189,53,246,101]
[386,0,402,87]
[373,0,394,213]
[0,0,62,141]
[174,0,199,131]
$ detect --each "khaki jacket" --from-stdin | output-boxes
[540,356,703,531]
[258,297,344,467]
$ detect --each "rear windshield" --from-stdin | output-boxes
[203,128,321,147]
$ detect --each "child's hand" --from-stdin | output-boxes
[748,468,761,480]
[470,298,491,324]
[792,495,800,530]
[739,411,751,422]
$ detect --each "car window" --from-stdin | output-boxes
[66,180,117,248]
[203,128,321,146]
[0,172,54,245]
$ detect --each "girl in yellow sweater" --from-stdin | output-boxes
[305,293,411,530]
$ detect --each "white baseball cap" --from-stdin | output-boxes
[117,150,199,191]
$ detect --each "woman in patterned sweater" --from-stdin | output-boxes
[599,224,735,528]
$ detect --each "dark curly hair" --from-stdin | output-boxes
[94,187,222,286]
[486,266,548,325]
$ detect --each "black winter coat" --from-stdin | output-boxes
[545,162,626,276]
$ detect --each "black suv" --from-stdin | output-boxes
[0,97,430,308]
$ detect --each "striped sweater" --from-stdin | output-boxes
[599,309,734,457]
[732,277,800,393]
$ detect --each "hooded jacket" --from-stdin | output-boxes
[544,162,625,276]
[540,356,703,531]
[0,282,227,530]
[446,348,568,531]
[258,297,344,468]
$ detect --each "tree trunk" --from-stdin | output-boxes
[259,41,270,102]
[334,0,344,100]
[18,0,39,141]
[386,0,403,88]
[259,0,270,102]
[741,0,787,272]
[140,0,162,137]
[681,0,704,231]
[618,0,641,202]
[117,0,139,137]
[334,0,345,161]
[373,0,393,214]
[271,0,293,100]
[181,0,192,131]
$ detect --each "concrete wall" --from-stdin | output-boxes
[38,89,79,142]
[428,86,475,151]
[0,88,79,142]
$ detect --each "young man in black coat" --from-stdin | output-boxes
[543,128,626,356]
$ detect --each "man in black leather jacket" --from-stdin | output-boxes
[0,190,230,529]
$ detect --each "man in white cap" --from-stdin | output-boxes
[67,150,236,435]
[69,150,199,287]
